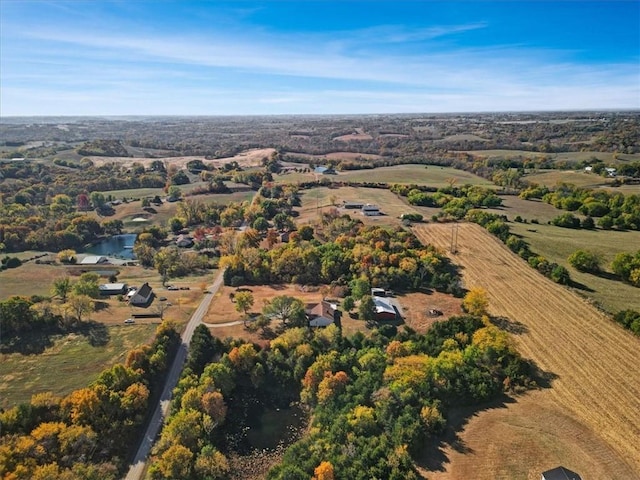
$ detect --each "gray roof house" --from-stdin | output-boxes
[306,301,339,327]
[541,466,582,480]
[129,282,153,306]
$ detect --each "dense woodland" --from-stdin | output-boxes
[147,311,534,480]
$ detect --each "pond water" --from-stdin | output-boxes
[245,404,306,451]
[86,234,137,259]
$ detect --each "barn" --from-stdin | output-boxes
[129,282,153,307]
[373,296,398,321]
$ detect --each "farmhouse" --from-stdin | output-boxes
[129,282,153,306]
[99,283,127,296]
[81,255,109,265]
[306,301,340,327]
[361,204,381,216]
[373,296,399,321]
[540,466,582,480]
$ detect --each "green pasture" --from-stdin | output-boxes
[0,324,157,407]
[277,164,495,188]
[509,222,640,313]
[463,149,640,164]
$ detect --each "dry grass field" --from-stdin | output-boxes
[413,223,640,480]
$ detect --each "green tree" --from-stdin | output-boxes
[72,272,101,298]
[350,276,371,300]
[52,277,72,302]
[358,295,376,322]
[342,296,355,313]
[262,295,306,326]
[568,249,601,273]
[194,445,229,480]
[89,192,106,210]
[154,247,181,285]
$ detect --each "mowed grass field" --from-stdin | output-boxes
[276,164,495,188]
[508,222,640,313]
[413,223,640,479]
[523,169,640,194]
[0,324,157,407]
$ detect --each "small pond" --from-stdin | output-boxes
[86,234,137,259]
[245,404,306,451]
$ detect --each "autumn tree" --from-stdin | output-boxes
[65,293,95,323]
[462,287,489,316]
[194,445,230,480]
[358,295,376,322]
[313,461,335,480]
[568,249,601,273]
[72,272,101,298]
[234,291,254,317]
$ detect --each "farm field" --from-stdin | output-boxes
[413,223,640,479]
[275,164,495,188]
[462,149,640,164]
[523,169,617,189]
[508,222,640,313]
[0,324,157,407]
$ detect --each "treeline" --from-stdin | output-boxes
[146,314,533,479]
[0,321,181,478]
[523,183,640,230]
[391,184,502,219]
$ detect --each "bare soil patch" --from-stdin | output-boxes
[413,223,640,478]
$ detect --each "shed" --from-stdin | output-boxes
[362,204,381,216]
[314,166,336,175]
[373,296,398,321]
[541,466,582,480]
[130,282,153,306]
[344,201,364,209]
[81,255,109,265]
[176,234,194,248]
[99,283,127,295]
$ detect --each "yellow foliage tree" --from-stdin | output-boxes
[462,287,489,316]
[313,461,335,480]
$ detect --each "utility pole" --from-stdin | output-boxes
[450,222,459,254]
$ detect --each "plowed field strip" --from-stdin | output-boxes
[414,223,640,475]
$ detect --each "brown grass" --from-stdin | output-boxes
[413,223,640,479]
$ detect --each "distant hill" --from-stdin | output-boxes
[77,139,130,157]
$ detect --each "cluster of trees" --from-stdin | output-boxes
[391,184,502,219]
[221,218,460,295]
[466,210,570,285]
[148,304,533,479]
[540,183,640,230]
[0,321,181,478]
[611,250,640,287]
[613,310,640,335]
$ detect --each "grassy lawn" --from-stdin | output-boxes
[523,169,616,189]
[276,164,495,188]
[0,324,157,408]
[509,221,640,313]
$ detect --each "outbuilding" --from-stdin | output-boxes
[541,466,582,480]
[99,283,127,295]
[373,296,398,321]
[81,255,109,265]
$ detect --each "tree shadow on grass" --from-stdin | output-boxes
[414,363,558,473]
[568,279,595,292]
[75,320,110,347]
[1,320,111,354]
[490,316,528,335]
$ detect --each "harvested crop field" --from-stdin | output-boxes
[413,223,640,479]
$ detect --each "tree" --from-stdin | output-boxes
[194,445,229,480]
[313,461,335,480]
[65,293,95,322]
[154,247,181,285]
[150,444,194,479]
[73,272,101,298]
[342,296,355,313]
[234,291,254,317]
[57,249,77,264]
[253,217,270,233]
[51,277,72,302]
[102,219,123,235]
[350,276,371,300]
[262,295,306,326]
[89,192,106,210]
[358,295,376,322]
[568,249,601,273]
[167,185,182,201]
[462,287,489,316]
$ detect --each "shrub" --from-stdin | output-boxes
[568,249,601,273]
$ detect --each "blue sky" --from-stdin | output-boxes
[1,0,638,116]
